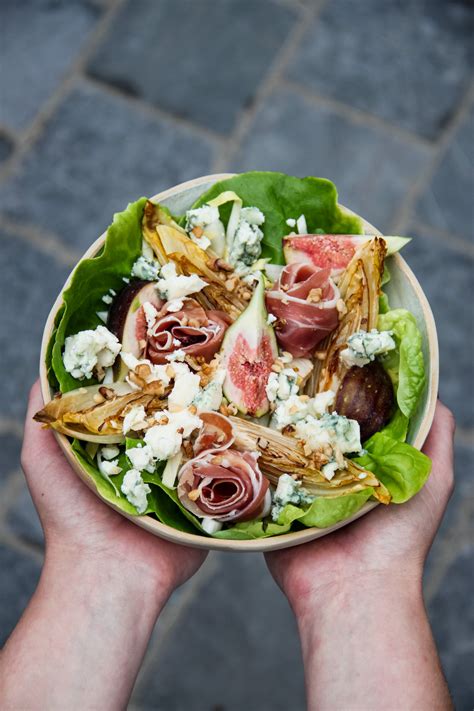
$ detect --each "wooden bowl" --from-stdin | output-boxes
[39,174,439,551]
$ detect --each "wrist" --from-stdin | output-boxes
[289,564,424,622]
[43,540,172,615]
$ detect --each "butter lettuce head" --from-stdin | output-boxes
[191,171,363,264]
[355,433,431,503]
[47,198,147,393]
[378,309,425,419]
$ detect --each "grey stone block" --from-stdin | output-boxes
[403,230,474,427]
[0,433,22,482]
[7,481,45,548]
[425,442,474,582]
[287,0,473,140]
[0,544,41,646]
[0,135,13,163]
[234,87,430,232]
[0,0,99,131]
[0,228,69,419]
[416,107,474,241]
[133,552,305,711]
[87,0,297,134]
[428,546,474,710]
[0,80,215,253]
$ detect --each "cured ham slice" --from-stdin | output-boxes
[145,298,231,364]
[266,263,339,357]
[178,448,270,523]
[193,412,235,456]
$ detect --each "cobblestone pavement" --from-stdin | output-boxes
[1,1,473,708]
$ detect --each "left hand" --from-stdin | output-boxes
[22,381,207,596]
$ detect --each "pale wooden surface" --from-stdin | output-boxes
[39,174,439,552]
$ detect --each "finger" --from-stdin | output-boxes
[421,400,455,502]
[22,380,81,488]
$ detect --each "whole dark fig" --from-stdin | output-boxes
[335,361,394,441]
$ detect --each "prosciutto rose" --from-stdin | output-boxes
[266,263,339,357]
[178,417,270,522]
[145,298,231,364]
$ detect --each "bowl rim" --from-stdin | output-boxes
[39,173,439,552]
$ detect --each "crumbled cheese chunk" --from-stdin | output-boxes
[266,368,299,403]
[229,220,264,270]
[131,255,161,281]
[340,329,396,368]
[271,474,313,521]
[192,369,226,413]
[185,205,220,232]
[296,214,308,234]
[96,310,108,324]
[156,262,207,300]
[121,469,151,514]
[100,459,122,477]
[142,301,158,333]
[296,413,362,456]
[101,445,120,460]
[122,405,148,434]
[321,461,340,481]
[285,218,296,228]
[166,298,184,313]
[272,394,310,430]
[201,517,223,534]
[63,326,121,380]
[144,409,202,461]
[267,313,277,325]
[168,370,201,411]
[241,206,265,225]
[310,390,336,416]
[126,444,155,473]
[165,348,186,362]
[102,294,113,305]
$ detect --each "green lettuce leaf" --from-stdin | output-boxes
[71,439,141,515]
[379,291,390,314]
[355,433,431,503]
[377,408,409,442]
[190,171,362,264]
[125,437,203,534]
[51,198,147,393]
[275,489,374,528]
[212,519,292,539]
[377,309,425,418]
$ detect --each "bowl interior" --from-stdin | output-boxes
[41,174,438,551]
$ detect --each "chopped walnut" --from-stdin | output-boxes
[307,288,322,303]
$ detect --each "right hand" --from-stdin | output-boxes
[265,401,455,612]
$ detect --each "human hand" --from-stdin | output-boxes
[265,401,455,613]
[22,381,206,596]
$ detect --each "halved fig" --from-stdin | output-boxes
[335,361,394,441]
[283,234,410,271]
[221,276,278,417]
[108,281,162,378]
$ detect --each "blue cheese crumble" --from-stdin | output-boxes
[271,474,313,521]
[185,204,225,251]
[266,368,299,403]
[192,369,226,412]
[131,255,161,281]
[295,412,362,481]
[228,206,265,272]
[63,325,121,380]
[121,469,151,514]
[156,262,207,301]
[340,329,396,368]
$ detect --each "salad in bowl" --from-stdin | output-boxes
[36,172,436,548]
